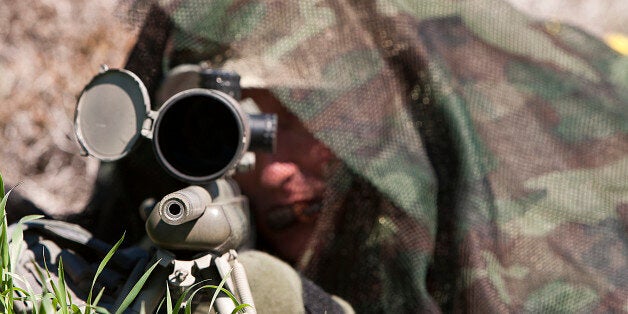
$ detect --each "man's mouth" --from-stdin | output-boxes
[265,201,322,230]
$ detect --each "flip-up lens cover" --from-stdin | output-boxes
[75,69,150,161]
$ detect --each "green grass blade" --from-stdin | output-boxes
[0,297,8,312]
[0,171,4,197]
[85,303,111,314]
[114,260,160,314]
[4,271,35,306]
[31,257,52,313]
[231,303,252,314]
[1,190,13,270]
[14,215,42,224]
[31,257,49,294]
[1,189,13,310]
[165,283,172,314]
[210,286,240,306]
[182,284,216,314]
[71,303,81,313]
[155,297,165,314]
[182,283,239,314]
[91,286,106,310]
[5,215,41,313]
[42,253,62,311]
[1,285,29,297]
[39,295,55,314]
[172,278,210,312]
[10,214,44,273]
[93,305,112,314]
[56,257,69,314]
[0,190,9,223]
[86,233,125,312]
[184,295,192,314]
[1,227,10,284]
[0,189,11,226]
[208,267,233,313]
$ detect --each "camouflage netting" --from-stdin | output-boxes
[78,0,627,312]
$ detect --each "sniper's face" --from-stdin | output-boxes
[234,89,334,263]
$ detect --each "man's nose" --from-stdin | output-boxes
[260,161,300,188]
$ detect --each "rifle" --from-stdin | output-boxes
[74,64,277,313]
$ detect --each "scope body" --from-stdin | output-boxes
[150,66,276,183]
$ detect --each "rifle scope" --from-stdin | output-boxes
[74,67,277,184]
[153,88,276,183]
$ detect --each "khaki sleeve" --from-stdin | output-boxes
[238,250,305,313]
[238,250,353,313]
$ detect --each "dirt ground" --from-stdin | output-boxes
[0,0,137,214]
[0,0,626,216]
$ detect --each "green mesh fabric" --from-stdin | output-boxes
[120,0,628,312]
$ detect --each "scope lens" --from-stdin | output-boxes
[155,93,242,181]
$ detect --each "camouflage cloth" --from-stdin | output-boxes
[81,0,627,312]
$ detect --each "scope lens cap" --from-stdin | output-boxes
[75,69,150,161]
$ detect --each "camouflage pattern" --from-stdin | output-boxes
[119,0,628,312]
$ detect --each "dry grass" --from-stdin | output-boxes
[0,0,137,214]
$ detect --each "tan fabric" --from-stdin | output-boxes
[238,250,305,313]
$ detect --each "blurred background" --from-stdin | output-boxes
[0,0,626,216]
